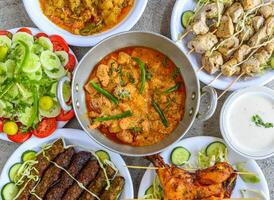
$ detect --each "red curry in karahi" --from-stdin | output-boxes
[39,0,134,35]
[85,47,186,146]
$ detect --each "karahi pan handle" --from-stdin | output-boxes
[57,76,72,112]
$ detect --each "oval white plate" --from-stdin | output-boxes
[138,136,270,200]
[170,0,274,91]
[0,128,134,199]
[22,0,148,47]
[0,27,78,143]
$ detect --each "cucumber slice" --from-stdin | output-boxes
[0,62,7,83]
[22,53,41,73]
[12,32,34,48]
[1,182,19,200]
[26,67,42,81]
[0,45,9,62]
[0,36,12,48]
[5,60,16,78]
[0,99,7,117]
[50,81,71,101]
[205,141,227,158]
[40,50,61,70]
[39,101,61,118]
[44,66,66,79]
[8,163,22,182]
[38,36,53,51]
[55,51,69,66]
[271,57,274,69]
[21,150,37,162]
[181,10,194,28]
[32,42,44,55]
[145,185,153,196]
[95,150,111,163]
[170,146,191,166]
[18,107,34,126]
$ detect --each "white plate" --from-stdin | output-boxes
[0,27,78,143]
[22,0,148,47]
[170,0,274,91]
[138,136,270,200]
[0,128,134,199]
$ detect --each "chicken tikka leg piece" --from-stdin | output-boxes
[147,154,237,200]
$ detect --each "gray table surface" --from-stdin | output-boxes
[0,0,273,198]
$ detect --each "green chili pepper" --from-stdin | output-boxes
[152,100,169,127]
[90,81,118,104]
[93,110,132,122]
[133,57,146,94]
[15,40,31,77]
[163,83,181,94]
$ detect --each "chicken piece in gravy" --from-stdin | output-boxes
[85,47,186,146]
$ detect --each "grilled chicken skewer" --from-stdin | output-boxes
[146,154,237,200]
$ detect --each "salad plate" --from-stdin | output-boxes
[170,0,274,91]
[0,128,134,199]
[138,136,270,199]
[0,27,77,143]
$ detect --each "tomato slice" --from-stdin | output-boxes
[17,28,32,35]
[7,130,32,143]
[0,119,3,132]
[49,35,69,52]
[34,118,57,138]
[65,53,76,72]
[57,109,75,121]
[0,30,13,39]
[35,32,48,39]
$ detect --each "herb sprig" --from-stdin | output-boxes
[251,114,273,128]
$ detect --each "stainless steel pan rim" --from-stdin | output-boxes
[70,31,215,156]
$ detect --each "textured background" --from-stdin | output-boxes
[0,0,273,198]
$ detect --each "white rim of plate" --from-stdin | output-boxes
[22,0,148,47]
[0,27,78,143]
[0,128,134,199]
[170,0,274,91]
[137,136,270,199]
[220,86,274,160]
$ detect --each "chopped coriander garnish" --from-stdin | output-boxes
[251,114,273,128]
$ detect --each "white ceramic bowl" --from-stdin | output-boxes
[220,87,274,160]
[170,0,274,91]
[23,0,147,46]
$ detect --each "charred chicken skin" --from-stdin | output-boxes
[147,154,237,200]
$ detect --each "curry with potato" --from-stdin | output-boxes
[39,0,134,35]
[85,47,186,146]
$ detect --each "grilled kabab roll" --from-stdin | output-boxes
[16,139,65,200]
[62,160,100,200]
[30,147,75,199]
[100,176,125,200]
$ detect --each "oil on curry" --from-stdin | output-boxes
[39,0,134,35]
[85,47,186,146]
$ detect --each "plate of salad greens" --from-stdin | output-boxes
[0,27,77,143]
[138,136,270,200]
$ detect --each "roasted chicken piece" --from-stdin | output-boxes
[147,154,237,200]
[252,16,265,31]
[259,3,274,18]
[218,36,240,60]
[187,13,209,35]
[201,2,225,19]
[234,44,252,62]
[226,2,244,23]
[240,0,262,11]
[188,33,218,54]
[202,51,224,74]
[221,58,240,76]
[239,25,255,42]
[216,15,234,38]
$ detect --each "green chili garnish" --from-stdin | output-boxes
[163,83,181,94]
[152,100,169,127]
[252,114,273,128]
[90,81,118,104]
[93,110,132,122]
[133,57,146,94]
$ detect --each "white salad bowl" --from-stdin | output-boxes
[22,0,148,47]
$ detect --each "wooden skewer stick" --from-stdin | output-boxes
[196,65,205,73]
[124,165,257,176]
[207,72,222,86]
[188,48,195,55]
[217,72,245,100]
[178,30,191,41]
